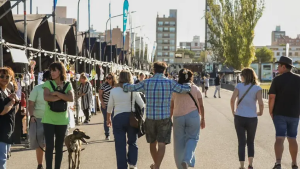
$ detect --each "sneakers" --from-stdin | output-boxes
[248,165,253,169]
[105,136,110,141]
[272,163,281,169]
[181,161,188,169]
[214,95,216,98]
[84,120,89,124]
[292,164,299,169]
[129,164,137,169]
[37,164,44,169]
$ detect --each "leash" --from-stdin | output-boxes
[29,117,67,154]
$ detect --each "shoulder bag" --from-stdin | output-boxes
[188,93,199,112]
[48,81,70,113]
[237,84,254,105]
[130,92,139,128]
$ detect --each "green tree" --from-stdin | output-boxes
[193,51,208,63]
[206,0,265,69]
[176,49,196,59]
[255,47,274,62]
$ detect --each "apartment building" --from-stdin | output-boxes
[271,26,286,45]
[156,9,177,63]
[179,36,204,58]
[256,45,300,62]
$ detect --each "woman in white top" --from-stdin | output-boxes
[107,70,144,169]
[230,68,264,169]
[204,75,210,98]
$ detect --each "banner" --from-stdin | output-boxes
[53,0,58,11]
[123,0,129,46]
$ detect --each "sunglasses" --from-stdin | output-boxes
[106,77,112,80]
[0,75,10,80]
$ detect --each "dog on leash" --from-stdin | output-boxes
[65,128,90,169]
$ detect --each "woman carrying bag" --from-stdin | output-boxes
[43,62,74,169]
[106,70,144,169]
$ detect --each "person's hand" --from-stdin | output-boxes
[101,103,106,109]
[201,119,205,129]
[232,111,236,116]
[9,98,15,105]
[30,116,36,123]
[9,94,19,102]
[107,119,112,127]
[51,91,59,96]
[270,113,273,119]
[257,112,263,116]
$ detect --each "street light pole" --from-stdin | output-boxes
[77,0,81,31]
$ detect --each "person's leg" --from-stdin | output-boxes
[127,114,139,167]
[245,117,258,167]
[54,125,67,169]
[150,142,158,166]
[145,119,158,166]
[0,142,8,169]
[43,123,55,169]
[286,117,299,166]
[113,113,128,169]
[83,109,90,122]
[217,85,221,97]
[214,86,218,97]
[234,116,246,168]
[273,115,287,165]
[36,119,45,166]
[101,106,110,138]
[173,115,186,169]
[184,110,200,167]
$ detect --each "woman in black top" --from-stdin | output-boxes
[0,67,19,169]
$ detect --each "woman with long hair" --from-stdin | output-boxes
[43,62,74,169]
[230,68,264,169]
[171,68,205,169]
[0,67,19,169]
[106,70,144,169]
[99,73,117,140]
[78,73,93,124]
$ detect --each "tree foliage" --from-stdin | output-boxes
[193,51,208,63]
[255,47,274,62]
[176,49,196,59]
[206,0,265,70]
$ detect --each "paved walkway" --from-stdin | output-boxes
[7,88,300,169]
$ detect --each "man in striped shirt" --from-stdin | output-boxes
[123,61,191,169]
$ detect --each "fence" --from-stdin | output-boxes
[262,89,269,100]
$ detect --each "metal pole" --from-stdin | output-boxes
[77,0,81,31]
[38,38,41,72]
[84,49,86,72]
[75,21,80,125]
[0,27,3,67]
[88,0,91,72]
[30,0,32,14]
[53,2,56,62]
[17,3,19,14]
[93,52,97,115]
[109,3,112,69]
[98,36,101,114]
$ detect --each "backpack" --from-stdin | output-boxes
[48,81,70,113]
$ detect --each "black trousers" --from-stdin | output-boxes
[83,109,90,121]
[43,123,67,169]
[234,115,258,161]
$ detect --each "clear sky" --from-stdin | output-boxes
[11,0,300,47]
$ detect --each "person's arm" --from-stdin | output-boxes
[268,79,277,119]
[172,81,191,94]
[106,92,114,127]
[123,81,145,93]
[230,88,239,116]
[135,93,145,109]
[53,90,74,102]
[170,100,174,118]
[256,90,264,116]
[44,88,61,102]
[0,99,15,116]
[198,98,205,129]
[99,85,106,108]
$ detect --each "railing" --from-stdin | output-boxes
[262,89,269,100]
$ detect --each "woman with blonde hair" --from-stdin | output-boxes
[230,68,264,169]
[78,73,93,124]
[106,70,144,169]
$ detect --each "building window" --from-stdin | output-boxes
[157,52,162,57]
[170,40,175,45]
[170,52,175,57]
[170,46,175,51]
[163,40,169,44]
[170,27,175,32]
[164,21,169,25]
[158,27,163,32]
[158,33,162,38]
[170,34,175,39]
[158,40,163,44]
[163,46,168,50]
[170,21,176,26]
[195,43,198,46]
[277,52,280,56]
[158,21,163,26]
[295,52,299,56]
[169,59,174,63]
[289,52,292,56]
[164,58,169,62]
[163,27,169,32]
[157,46,162,50]
[163,34,169,38]
[282,52,286,56]
[180,42,183,46]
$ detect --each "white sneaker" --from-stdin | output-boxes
[129,165,137,169]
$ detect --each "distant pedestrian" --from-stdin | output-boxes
[230,68,264,169]
[269,56,300,169]
[123,62,191,169]
[78,73,93,124]
[171,69,205,169]
[99,73,116,140]
[214,74,221,98]
[204,76,210,98]
[135,73,145,84]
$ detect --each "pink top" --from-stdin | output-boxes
[172,84,202,117]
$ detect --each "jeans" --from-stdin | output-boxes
[43,124,68,169]
[83,109,90,122]
[173,110,200,168]
[101,106,113,137]
[214,85,221,97]
[0,142,9,169]
[113,112,138,169]
[273,115,299,138]
[234,115,258,161]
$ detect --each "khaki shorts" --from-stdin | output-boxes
[29,118,45,149]
[144,118,173,144]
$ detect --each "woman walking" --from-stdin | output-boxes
[106,70,144,169]
[171,69,205,169]
[43,62,74,169]
[99,73,116,140]
[0,67,19,169]
[78,73,93,124]
[230,68,264,169]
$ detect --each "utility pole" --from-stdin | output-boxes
[53,1,56,61]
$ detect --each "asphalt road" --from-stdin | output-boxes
[7,88,300,169]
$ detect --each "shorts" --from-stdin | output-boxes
[144,118,173,144]
[205,87,209,90]
[29,118,45,149]
[273,115,299,138]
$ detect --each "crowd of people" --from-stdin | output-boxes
[0,55,299,169]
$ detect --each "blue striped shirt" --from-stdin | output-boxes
[123,73,191,120]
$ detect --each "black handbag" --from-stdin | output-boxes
[48,81,70,113]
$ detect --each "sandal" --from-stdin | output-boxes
[150,164,155,169]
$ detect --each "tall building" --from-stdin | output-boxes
[155,9,177,63]
[271,26,286,45]
[179,36,204,58]
[55,6,76,25]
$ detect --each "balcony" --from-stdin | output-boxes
[163,35,170,38]
[163,42,170,44]
[163,55,169,57]
[163,29,169,32]
[163,48,169,51]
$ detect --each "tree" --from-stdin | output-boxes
[255,47,274,62]
[206,0,265,70]
[176,49,195,59]
[193,51,208,63]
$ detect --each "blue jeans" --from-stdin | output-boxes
[173,110,200,168]
[101,106,113,137]
[0,142,9,169]
[113,112,138,169]
[273,115,299,138]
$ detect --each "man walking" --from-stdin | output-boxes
[28,71,51,169]
[269,56,300,169]
[214,74,221,98]
[123,62,191,169]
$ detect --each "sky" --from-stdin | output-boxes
[11,0,300,47]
